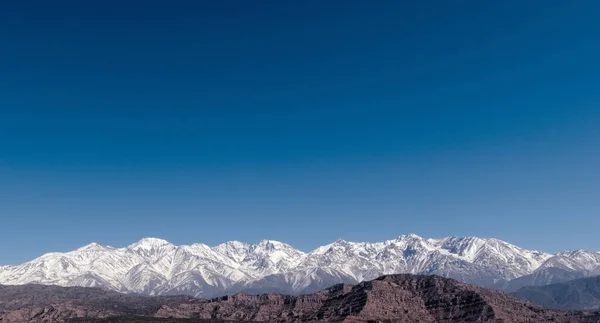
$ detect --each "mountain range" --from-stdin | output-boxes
[0,234,599,299]
[2,274,600,322]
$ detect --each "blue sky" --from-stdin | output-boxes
[1,0,599,264]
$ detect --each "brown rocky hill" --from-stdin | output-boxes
[2,275,600,322]
[0,283,199,322]
[155,274,600,322]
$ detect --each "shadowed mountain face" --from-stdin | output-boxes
[3,275,597,323]
[512,275,600,311]
[503,267,586,292]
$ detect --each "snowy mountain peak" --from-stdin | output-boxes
[215,240,248,250]
[75,242,107,251]
[557,249,596,257]
[256,239,284,248]
[394,234,433,251]
[128,237,172,249]
[127,238,175,260]
[314,239,356,253]
[189,243,211,249]
[396,233,419,241]
[254,240,302,255]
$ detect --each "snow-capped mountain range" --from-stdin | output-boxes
[0,234,599,298]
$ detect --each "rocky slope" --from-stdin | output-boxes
[0,283,199,322]
[3,234,598,298]
[2,275,600,322]
[151,274,600,322]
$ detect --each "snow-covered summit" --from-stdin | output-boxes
[128,237,173,249]
[76,242,109,252]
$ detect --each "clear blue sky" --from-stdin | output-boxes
[1,0,599,264]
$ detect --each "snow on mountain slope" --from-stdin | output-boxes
[0,234,595,298]
[554,250,600,273]
[239,234,554,294]
[534,250,600,276]
[212,240,305,277]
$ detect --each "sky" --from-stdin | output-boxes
[1,0,599,264]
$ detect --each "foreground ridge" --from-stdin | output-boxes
[0,234,599,298]
[154,274,600,322]
[1,274,600,322]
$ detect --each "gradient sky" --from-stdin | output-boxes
[1,0,599,264]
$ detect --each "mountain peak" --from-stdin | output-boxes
[75,242,107,251]
[257,239,281,245]
[128,237,172,249]
[557,249,594,256]
[398,233,423,240]
[216,240,248,249]
[256,239,287,249]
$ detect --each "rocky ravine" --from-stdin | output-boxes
[2,274,600,322]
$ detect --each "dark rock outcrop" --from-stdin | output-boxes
[155,274,600,322]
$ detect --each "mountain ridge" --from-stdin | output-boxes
[0,234,598,298]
